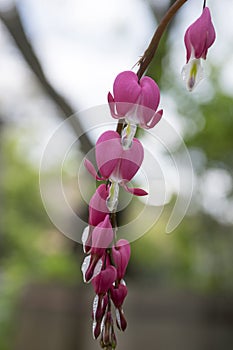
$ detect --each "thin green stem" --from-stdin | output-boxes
[136,0,189,80]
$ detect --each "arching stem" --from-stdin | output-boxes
[136,0,189,80]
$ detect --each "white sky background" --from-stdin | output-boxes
[1,0,233,223]
[1,0,232,136]
[17,0,156,108]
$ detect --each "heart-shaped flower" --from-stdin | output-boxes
[112,239,131,281]
[85,130,147,197]
[108,71,163,129]
[182,7,216,91]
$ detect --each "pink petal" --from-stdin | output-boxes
[119,138,144,181]
[140,76,160,111]
[204,8,216,49]
[113,71,141,116]
[107,92,121,119]
[141,109,163,129]
[96,131,122,179]
[184,28,192,62]
[91,215,114,250]
[112,239,131,280]
[92,265,117,295]
[84,159,103,181]
[113,71,141,103]
[89,184,110,227]
[185,7,216,61]
[110,284,128,308]
[123,183,148,196]
[137,77,161,126]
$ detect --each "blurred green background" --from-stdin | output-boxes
[0,1,233,349]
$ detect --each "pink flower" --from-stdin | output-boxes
[85,130,147,197]
[82,184,110,253]
[89,184,110,227]
[92,265,117,295]
[108,71,163,129]
[184,7,216,62]
[92,294,108,339]
[100,311,116,348]
[110,282,128,332]
[81,216,114,282]
[110,283,128,309]
[112,239,131,281]
[115,308,127,331]
[182,7,216,91]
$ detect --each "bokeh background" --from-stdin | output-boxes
[0,0,233,349]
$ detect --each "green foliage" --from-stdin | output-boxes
[131,12,233,294]
[131,205,233,293]
[0,135,80,349]
[186,93,233,169]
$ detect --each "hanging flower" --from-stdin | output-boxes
[108,71,163,145]
[108,71,163,128]
[82,184,110,254]
[112,239,131,281]
[85,130,147,211]
[81,215,114,283]
[182,6,216,91]
[89,184,110,227]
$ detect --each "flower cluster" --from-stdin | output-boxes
[81,71,163,349]
[81,5,216,349]
[182,6,216,91]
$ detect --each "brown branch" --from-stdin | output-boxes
[0,6,93,154]
[137,0,188,79]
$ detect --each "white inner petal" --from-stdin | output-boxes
[100,313,106,333]
[182,58,204,91]
[92,294,99,322]
[92,320,97,339]
[120,279,126,286]
[81,255,91,283]
[93,259,103,279]
[115,308,121,328]
[106,182,119,212]
[121,122,137,150]
[81,226,89,253]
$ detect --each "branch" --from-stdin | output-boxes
[137,0,188,79]
[115,0,188,135]
[0,6,93,154]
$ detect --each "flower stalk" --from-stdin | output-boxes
[81,0,216,348]
[116,0,189,135]
[136,0,189,80]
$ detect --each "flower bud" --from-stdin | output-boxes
[112,239,131,280]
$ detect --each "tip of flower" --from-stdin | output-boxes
[182,58,204,92]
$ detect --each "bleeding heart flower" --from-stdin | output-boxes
[110,283,128,309]
[89,184,110,227]
[82,185,110,254]
[182,7,216,91]
[84,130,147,206]
[92,265,117,295]
[112,239,131,281]
[81,216,114,283]
[108,71,163,130]
[92,294,108,339]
